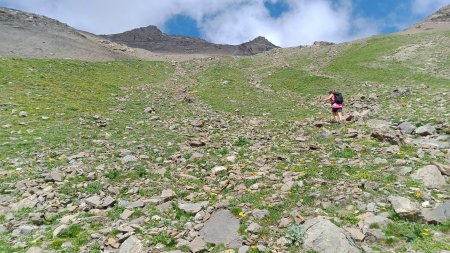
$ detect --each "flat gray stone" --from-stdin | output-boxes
[118,235,143,253]
[85,195,102,208]
[303,218,360,253]
[398,122,416,134]
[420,201,450,224]
[388,196,420,218]
[415,124,435,136]
[199,209,243,248]
[252,209,269,219]
[188,237,207,253]
[247,222,261,234]
[26,247,43,253]
[10,194,38,211]
[161,189,176,200]
[411,165,447,189]
[118,200,145,209]
[366,119,390,129]
[122,155,138,164]
[178,201,209,214]
[49,171,64,182]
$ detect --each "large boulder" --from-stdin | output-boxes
[420,201,450,224]
[371,129,404,145]
[199,209,243,248]
[398,122,416,134]
[303,218,360,253]
[388,196,420,218]
[415,124,436,136]
[411,165,447,189]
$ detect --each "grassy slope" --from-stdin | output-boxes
[0,31,449,253]
[194,31,449,122]
[0,59,173,160]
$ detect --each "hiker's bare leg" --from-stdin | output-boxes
[338,112,343,122]
[332,112,338,122]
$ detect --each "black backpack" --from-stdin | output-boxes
[333,92,343,104]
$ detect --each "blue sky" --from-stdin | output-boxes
[1,0,449,47]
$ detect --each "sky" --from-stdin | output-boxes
[0,0,449,47]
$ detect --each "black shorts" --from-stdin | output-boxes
[332,108,342,113]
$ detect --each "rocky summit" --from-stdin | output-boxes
[101,26,279,56]
[0,5,449,253]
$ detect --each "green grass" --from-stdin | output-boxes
[0,58,173,160]
[193,64,310,120]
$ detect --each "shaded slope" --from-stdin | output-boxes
[0,8,138,61]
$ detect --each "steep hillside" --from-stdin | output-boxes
[101,25,279,56]
[0,6,449,253]
[1,28,449,253]
[0,8,149,61]
[403,4,450,33]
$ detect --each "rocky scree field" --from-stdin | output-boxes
[0,30,449,253]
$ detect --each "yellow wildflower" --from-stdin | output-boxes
[238,211,244,217]
[423,228,429,236]
[415,191,421,198]
[268,204,273,208]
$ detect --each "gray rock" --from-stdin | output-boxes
[411,165,447,189]
[161,189,176,200]
[26,247,43,253]
[252,209,269,219]
[199,209,243,248]
[432,162,450,176]
[344,227,365,241]
[118,200,145,209]
[19,111,28,117]
[370,130,404,145]
[118,235,143,253]
[188,237,207,253]
[49,170,63,182]
[419,201,450,224]
[53,224,68,238]
[303,218,360,253]
[412,138,449,149]
[12,225,35,237]
[238,245,250,253]
[415,124,436,136]
[178,201,209,214]
[279,217,291,228]
[388,196,420,218]
[398,122,416,135]
[144,107,155,113]
[102,196,116,208]
[247,222,261,234]
[398,166,413,176]
[10,195,38,211]
[85,195,102,208]
[122,155,138,164]
[366,119,390,129]
[120,209,134,220]
[211,166,227,174]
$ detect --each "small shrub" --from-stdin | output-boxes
[183,152,192,159]
[234,136,250,146]
[285,224,305,246]
[105,170,121,180]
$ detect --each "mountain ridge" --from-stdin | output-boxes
[100,25,279,56]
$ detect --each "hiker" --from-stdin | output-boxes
[320,90,344,122]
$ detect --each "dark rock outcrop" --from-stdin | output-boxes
[101,25,279,55]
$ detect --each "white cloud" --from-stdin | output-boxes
[412,0,450,15]
[2,0,444,47]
